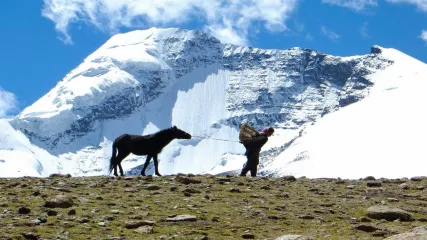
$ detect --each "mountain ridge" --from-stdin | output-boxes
[2,28,425,178]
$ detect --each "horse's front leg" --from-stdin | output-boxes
[153,155,162,176]
[141,155,152,176]
[113,165,119,177]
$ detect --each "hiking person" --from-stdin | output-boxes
[240,126,274,177]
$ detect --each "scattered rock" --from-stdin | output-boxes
[166,215,197,222]
[110,210,120,214]
[229,187,241,193]
[44,195,74,208]
[47,210,57,216]
[400,183,410,190]
[410,176,426,181]
[298,215,315,220]
[364,176,376,181]
[385,225,427,239]
[22,232,39,240]
[367,182,382,187]
[18,206,31,214]
[49,173,72,178]
[242,233,255,239]
[125,221,145,229]
[67,209,76,215]
[134,226,154,234]
[145,184,161,191]
[366,205,414,221]
[282,176,296,181]
[175,176,201,184]
[353,224,379,232]
[275,235,313,240]
[183,188,201,194]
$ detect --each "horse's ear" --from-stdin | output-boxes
[173,125,177,129]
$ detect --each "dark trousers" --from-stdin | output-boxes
[240,148,260,177]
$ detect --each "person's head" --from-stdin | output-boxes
[261,127,275,137]
[266,127,274,137]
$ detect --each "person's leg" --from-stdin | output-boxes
[249,152,259,177]
[240,161,250,176]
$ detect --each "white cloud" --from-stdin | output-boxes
[42,0,300,45]
[421,30,427,44]
[322,0,378,11]
[0,87,18,118]
[359,21,370,38]
[305,33,314,41]
[386,0,427,12]
[321,26,340,41]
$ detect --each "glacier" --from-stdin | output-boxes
[2,27,426,179]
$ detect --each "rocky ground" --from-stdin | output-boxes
[0,174,427,240]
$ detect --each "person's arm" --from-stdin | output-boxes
[245,134,267,147]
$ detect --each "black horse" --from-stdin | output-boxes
[109,126,192,176]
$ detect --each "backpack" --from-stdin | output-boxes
[239,123,259,143]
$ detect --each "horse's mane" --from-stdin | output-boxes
[150,127,174,137]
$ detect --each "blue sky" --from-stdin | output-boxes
[0,0,426,117]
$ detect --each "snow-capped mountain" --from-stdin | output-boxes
[3,28,426,178]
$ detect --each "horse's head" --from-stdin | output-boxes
[171,126,192,139]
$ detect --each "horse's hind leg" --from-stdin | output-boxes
[141,155,152,176]
[153,155,162,176]
[116,151,130,176]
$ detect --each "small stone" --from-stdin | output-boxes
[241,233,255,239]
[67,209,76,215]
[367,182,382,187]
[282,176,296,181]
[229,187,241,193]
[125,221,145,229]
[18,206,31,214]
[47,210,58,216]
[353,224,378,232]
[44,195,74,208]
[111,210,120,214]
[387,198,399,202]
[22,232,39,240]
[410,176,426,181]
[145,185,161,191]
[364,176,376,181]
[166,215,197,222]
[134,226,154,234]
[49,173,72,178]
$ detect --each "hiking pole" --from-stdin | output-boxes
[192,135,240,143]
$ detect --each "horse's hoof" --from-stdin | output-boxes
[155,173,162,177]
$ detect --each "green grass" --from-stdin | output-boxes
[0,175,426,239]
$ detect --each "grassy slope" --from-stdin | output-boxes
[0,175,426,240]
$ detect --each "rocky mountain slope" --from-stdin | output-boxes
[3,28,426,178]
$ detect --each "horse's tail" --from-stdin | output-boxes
[109,141,118,174]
